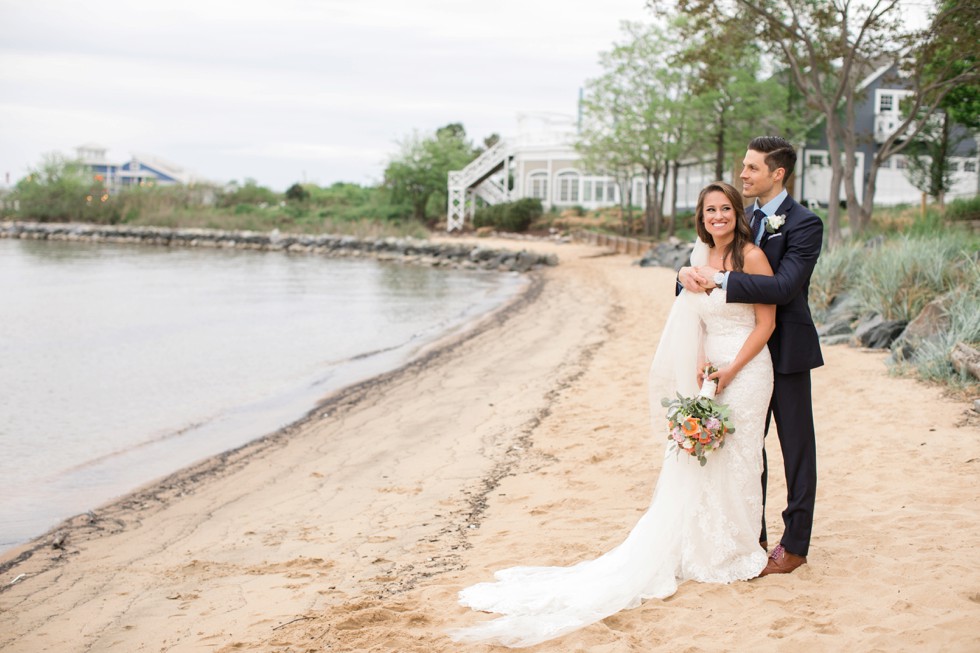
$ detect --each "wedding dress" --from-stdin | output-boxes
[449,242,773,648]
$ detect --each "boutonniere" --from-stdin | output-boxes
[765,214,786,234]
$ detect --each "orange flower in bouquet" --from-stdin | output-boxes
[661,365,736,466]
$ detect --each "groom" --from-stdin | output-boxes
[678,136,823,575]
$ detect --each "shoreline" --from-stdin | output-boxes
[2,239,978,652]
[0,255,545,576]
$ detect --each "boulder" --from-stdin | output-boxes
[637,241,694,270]
[859,319,909,349]
[891,295,952,360]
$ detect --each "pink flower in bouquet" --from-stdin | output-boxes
[660,364,736,467]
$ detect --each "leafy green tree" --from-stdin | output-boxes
[902,0,980,208]
[285,182,310,203]
[220,178,280,207]
[659,0,980,245]
[384,123,476,221]
[12,154,102,222]
[674,12,810,183]
[578,21,697,238]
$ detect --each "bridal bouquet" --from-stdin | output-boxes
[662,365,735,467]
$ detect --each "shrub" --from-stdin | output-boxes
[853,235,972,321]
[285,183,310,203]
[809,240,865,322]
[473,198,542,233]
[898,259,980,387]
[944,195,980,222]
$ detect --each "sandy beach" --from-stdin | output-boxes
[2,238,978,652]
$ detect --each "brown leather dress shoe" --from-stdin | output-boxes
[759,544,807,576]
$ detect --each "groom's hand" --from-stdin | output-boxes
[678,266,707,293]
[696,266,721,289]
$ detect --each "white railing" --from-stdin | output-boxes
[447,141,511,231]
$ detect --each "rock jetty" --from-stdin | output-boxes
[0,222,559,273]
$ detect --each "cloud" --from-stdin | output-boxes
[0,0,652,190]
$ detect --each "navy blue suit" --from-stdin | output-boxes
[726,194,823,556]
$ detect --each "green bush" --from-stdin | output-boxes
[853,235,972,321]
[285,182,310,203]
[473,198,542,233]
[218,179,280,208]
[809,240,865,322]
[944,195,980,222]
[898,259,980,386]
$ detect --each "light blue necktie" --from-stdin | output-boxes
[752,208,767,245]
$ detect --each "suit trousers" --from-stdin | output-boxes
[760,369,817,557]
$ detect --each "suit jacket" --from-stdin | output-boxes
[726,194,824,375]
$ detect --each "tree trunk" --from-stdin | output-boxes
[715,111,726,182]
[618,174,633,235]
[669,159,680,237]
[644,169,655,237]
[936,113,951,209]
[824,117,844,246]
[859,158,880,229]
[841,94,865,234]
[657,168,668,239]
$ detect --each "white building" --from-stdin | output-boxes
[448,81,979,231]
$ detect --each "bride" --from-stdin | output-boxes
[449,181,776,648]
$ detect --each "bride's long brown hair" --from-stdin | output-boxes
[694,181,753,272]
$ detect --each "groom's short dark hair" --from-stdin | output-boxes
[748,136,797,177]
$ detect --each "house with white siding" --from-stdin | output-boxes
[75,144,207,191]
[447,74,978,230]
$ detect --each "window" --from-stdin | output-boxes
[879,94,894,113]
[880,158,892,169]
[950,161,960,172]
[605,181,617,202]
[528,173,548,201]
[583,180,593,202]
[965,160,977,172]
[557,172,580,203]
[895,156,907,169]
[809,154,825,167]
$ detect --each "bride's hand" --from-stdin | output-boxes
[708,366,738,395]
[678,266,707,293]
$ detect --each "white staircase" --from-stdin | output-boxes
[446,141,512,231]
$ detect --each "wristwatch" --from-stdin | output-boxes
[712,271,725,287]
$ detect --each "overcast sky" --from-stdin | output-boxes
[0,0,653,190]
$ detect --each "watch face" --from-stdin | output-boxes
[714,272,725,285]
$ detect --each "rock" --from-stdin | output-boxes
[820,334,854,347]
[853,314,881,342]
[637,241,694,270]
[51,530,68,550]
[860,319,908,349]
[950,342,980,380]
[892,295,952,360]
[0,221,556,274]
[974,399,980,413]
[822,292,861,326]
[513,250,538,273]
[817,320,853,338]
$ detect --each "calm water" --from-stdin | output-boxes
[0,239,525,550]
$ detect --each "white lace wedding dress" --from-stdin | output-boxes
[449,278,773,648]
